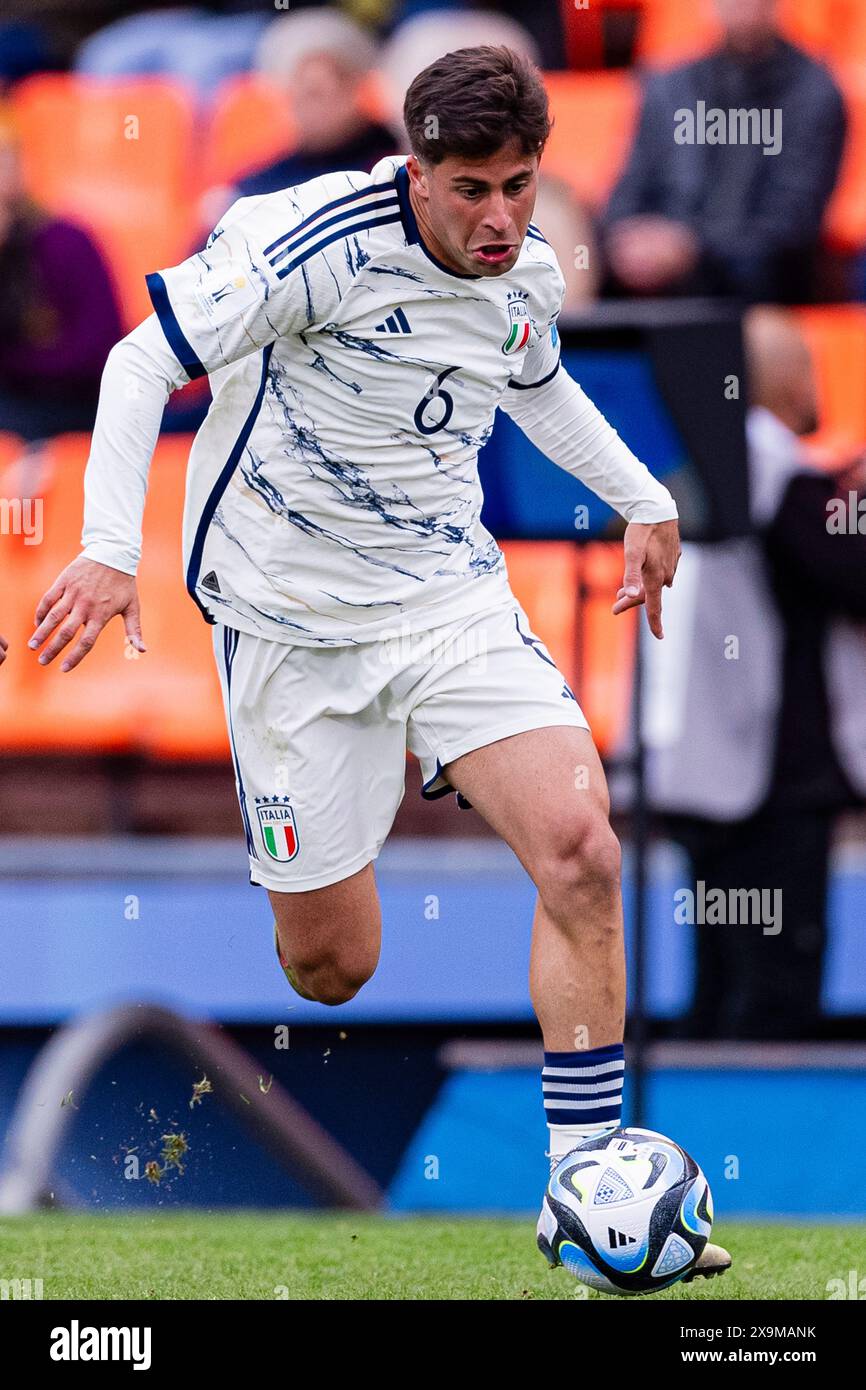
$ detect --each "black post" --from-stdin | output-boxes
[630,615,648,1128]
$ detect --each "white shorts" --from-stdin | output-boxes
[212,599,590,892]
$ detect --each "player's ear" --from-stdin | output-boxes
[405,155,428,197]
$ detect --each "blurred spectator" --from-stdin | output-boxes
[198,10,396,235]
[603,0,847,303]
[75,8,268,100]
[616,307,866,1038]
[532,174,600,311]
[236,11,394,199]
[387,1,568,69]
[380,10,539,137]
[0,107,122,441]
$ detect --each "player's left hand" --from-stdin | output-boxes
[612,518,681,640]
[0,633,7,666]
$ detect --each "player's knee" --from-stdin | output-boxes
[290,946,378,1006]
[309,961,372,1006]
[536,816,622,919]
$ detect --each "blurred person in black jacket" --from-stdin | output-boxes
[613,307,866,1038]
[224,10,394,207]
[603,0,847,303]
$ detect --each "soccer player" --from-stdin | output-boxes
[30,46,728,1282]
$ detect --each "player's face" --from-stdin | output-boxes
[406,142,539,277]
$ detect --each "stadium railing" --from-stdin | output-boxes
[0,1001,383,1213]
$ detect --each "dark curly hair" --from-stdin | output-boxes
[403,45,552,165]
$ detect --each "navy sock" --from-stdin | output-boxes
[543,1044,624,1156]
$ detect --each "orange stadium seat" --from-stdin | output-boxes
[777,0,835,58]
[837,0,866,65]
[803,0,866,67]
[542,71,638,210]
[0,434,228,759]
[825,65,866,252]
[498,539,635,759]
[0,434,139,753]
[635,0,719,66]
[11,75,198,328]
[203,76,294,188]
[795,305,866,456]
[0,434,35,750]
[575,543,636,759]
[204,71,390,188]
[501,541,580,691]
[636,0,836,67]
[133,436,229,762]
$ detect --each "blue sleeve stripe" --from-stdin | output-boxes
[146,272,207,380]
[274,211,402,280]
[266,191,399,268]
[263,181,395,257]
[507,358,561,390]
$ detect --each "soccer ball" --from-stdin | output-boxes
[538,1127,713,1295]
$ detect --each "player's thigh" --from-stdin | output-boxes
[268,860,382,980]
[404,603,614,881]
[445,724,615,882]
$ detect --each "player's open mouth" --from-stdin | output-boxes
[472,243,515,265]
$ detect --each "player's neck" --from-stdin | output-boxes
[407,182,466,276]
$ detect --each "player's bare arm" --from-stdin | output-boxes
[29,556,144,672]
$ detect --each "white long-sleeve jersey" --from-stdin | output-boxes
[82,154,677,645]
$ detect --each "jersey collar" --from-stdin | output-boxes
[395,164,480,280]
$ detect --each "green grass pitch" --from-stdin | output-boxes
[0,1213,861,1299]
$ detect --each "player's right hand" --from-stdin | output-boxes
[0,633,7,667]
[29,556,146,672]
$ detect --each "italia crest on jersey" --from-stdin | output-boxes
[257,800,300,862]
[502,293,531,355]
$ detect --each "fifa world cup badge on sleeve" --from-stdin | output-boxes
[256,799,300,862]
[195,264,259,328]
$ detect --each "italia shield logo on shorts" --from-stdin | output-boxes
[257,800,299,862]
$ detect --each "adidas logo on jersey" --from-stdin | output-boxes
[373,307,412,335]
